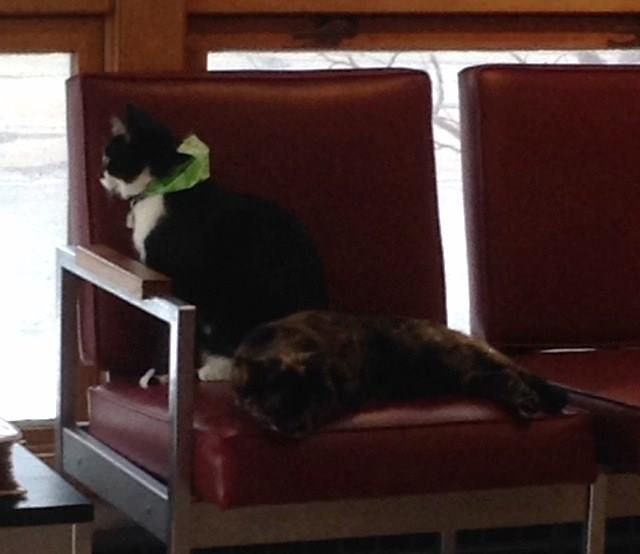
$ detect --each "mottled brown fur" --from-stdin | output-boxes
[232,311,567,438]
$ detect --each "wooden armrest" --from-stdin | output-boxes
[75,244,172,299]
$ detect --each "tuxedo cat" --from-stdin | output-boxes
[101,105,328,383]
[233,311,568,438]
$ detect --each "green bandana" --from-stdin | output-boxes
[144,134,210,196]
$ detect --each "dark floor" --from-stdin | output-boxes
[93,517,640,554]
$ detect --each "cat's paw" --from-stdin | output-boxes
[139,368,169,388]
[540,384,568,413]
[197,355,233,381]
[525,374,568,414]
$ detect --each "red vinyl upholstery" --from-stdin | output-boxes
[515,350,640,470]
[67,71,445,374]
[68,70,597,508]
[460,64,640,351]
[89,380,595,509]
[460,64,640,470]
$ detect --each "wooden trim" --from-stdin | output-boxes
[0,0,113,16]
[188,0,640,15]
[0,17,104,73]
[107,0,185,71]
[13,425,56,466]
[21,425,55,452]
[76,246,172,300]
[189,13,640,54]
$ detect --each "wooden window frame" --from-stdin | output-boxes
[186,2,640,70]
[188,0,640,14]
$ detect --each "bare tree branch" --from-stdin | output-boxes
[429,53,446,114]
[509,52,528,63]
[433,116,461,140]
[434,141,461,153]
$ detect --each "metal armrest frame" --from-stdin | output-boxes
[56,245,195,551]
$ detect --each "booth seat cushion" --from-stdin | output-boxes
[88,381,597,509]
[515,349,640,471]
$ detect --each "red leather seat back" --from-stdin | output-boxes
[67,70,444,373]
[460,65,640,350]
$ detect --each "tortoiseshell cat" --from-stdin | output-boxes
[232,311,567,438]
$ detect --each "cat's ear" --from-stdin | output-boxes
[125,103,178,147]
[125,104,155,134]
[110,116,127,137]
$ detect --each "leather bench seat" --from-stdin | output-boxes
[88,380,597,509]
[516,350,640,471]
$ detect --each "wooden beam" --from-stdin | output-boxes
[190,13,640,53]
[0,0,112,15]
[0,17,104,73]
[188,0,640,15]
[75,245,172,300]
[107,0,185,71]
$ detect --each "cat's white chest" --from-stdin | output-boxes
[129,195,166,262]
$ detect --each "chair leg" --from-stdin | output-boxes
[440,530,456,554]
[166,305,196,554]
[584,474,607,554]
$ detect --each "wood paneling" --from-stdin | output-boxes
[189,13,640,54]
[107,0,185,71]
[0,0,112,16]
[0,17,104,72]
[188,0,640,15]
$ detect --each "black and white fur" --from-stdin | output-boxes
[101,105,328,383]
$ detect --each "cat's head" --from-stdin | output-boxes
[232,322,340,439]
[100,104,188,199]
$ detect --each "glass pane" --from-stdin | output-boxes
[0,54,71,422]
[208,50,640,332]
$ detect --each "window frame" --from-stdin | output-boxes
[187,12,640,71]
[187,0,640,14]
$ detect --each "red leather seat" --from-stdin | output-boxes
[460,64,640,471]
[89,381,595,509]
[516,350,640,471]
[67,70,597,510]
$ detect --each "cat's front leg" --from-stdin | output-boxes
[515,370,568,414]
[462,369,542,419]
[138,368,169,388]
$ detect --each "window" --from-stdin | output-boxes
[0,54,71,422]
[209,49,640,332]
